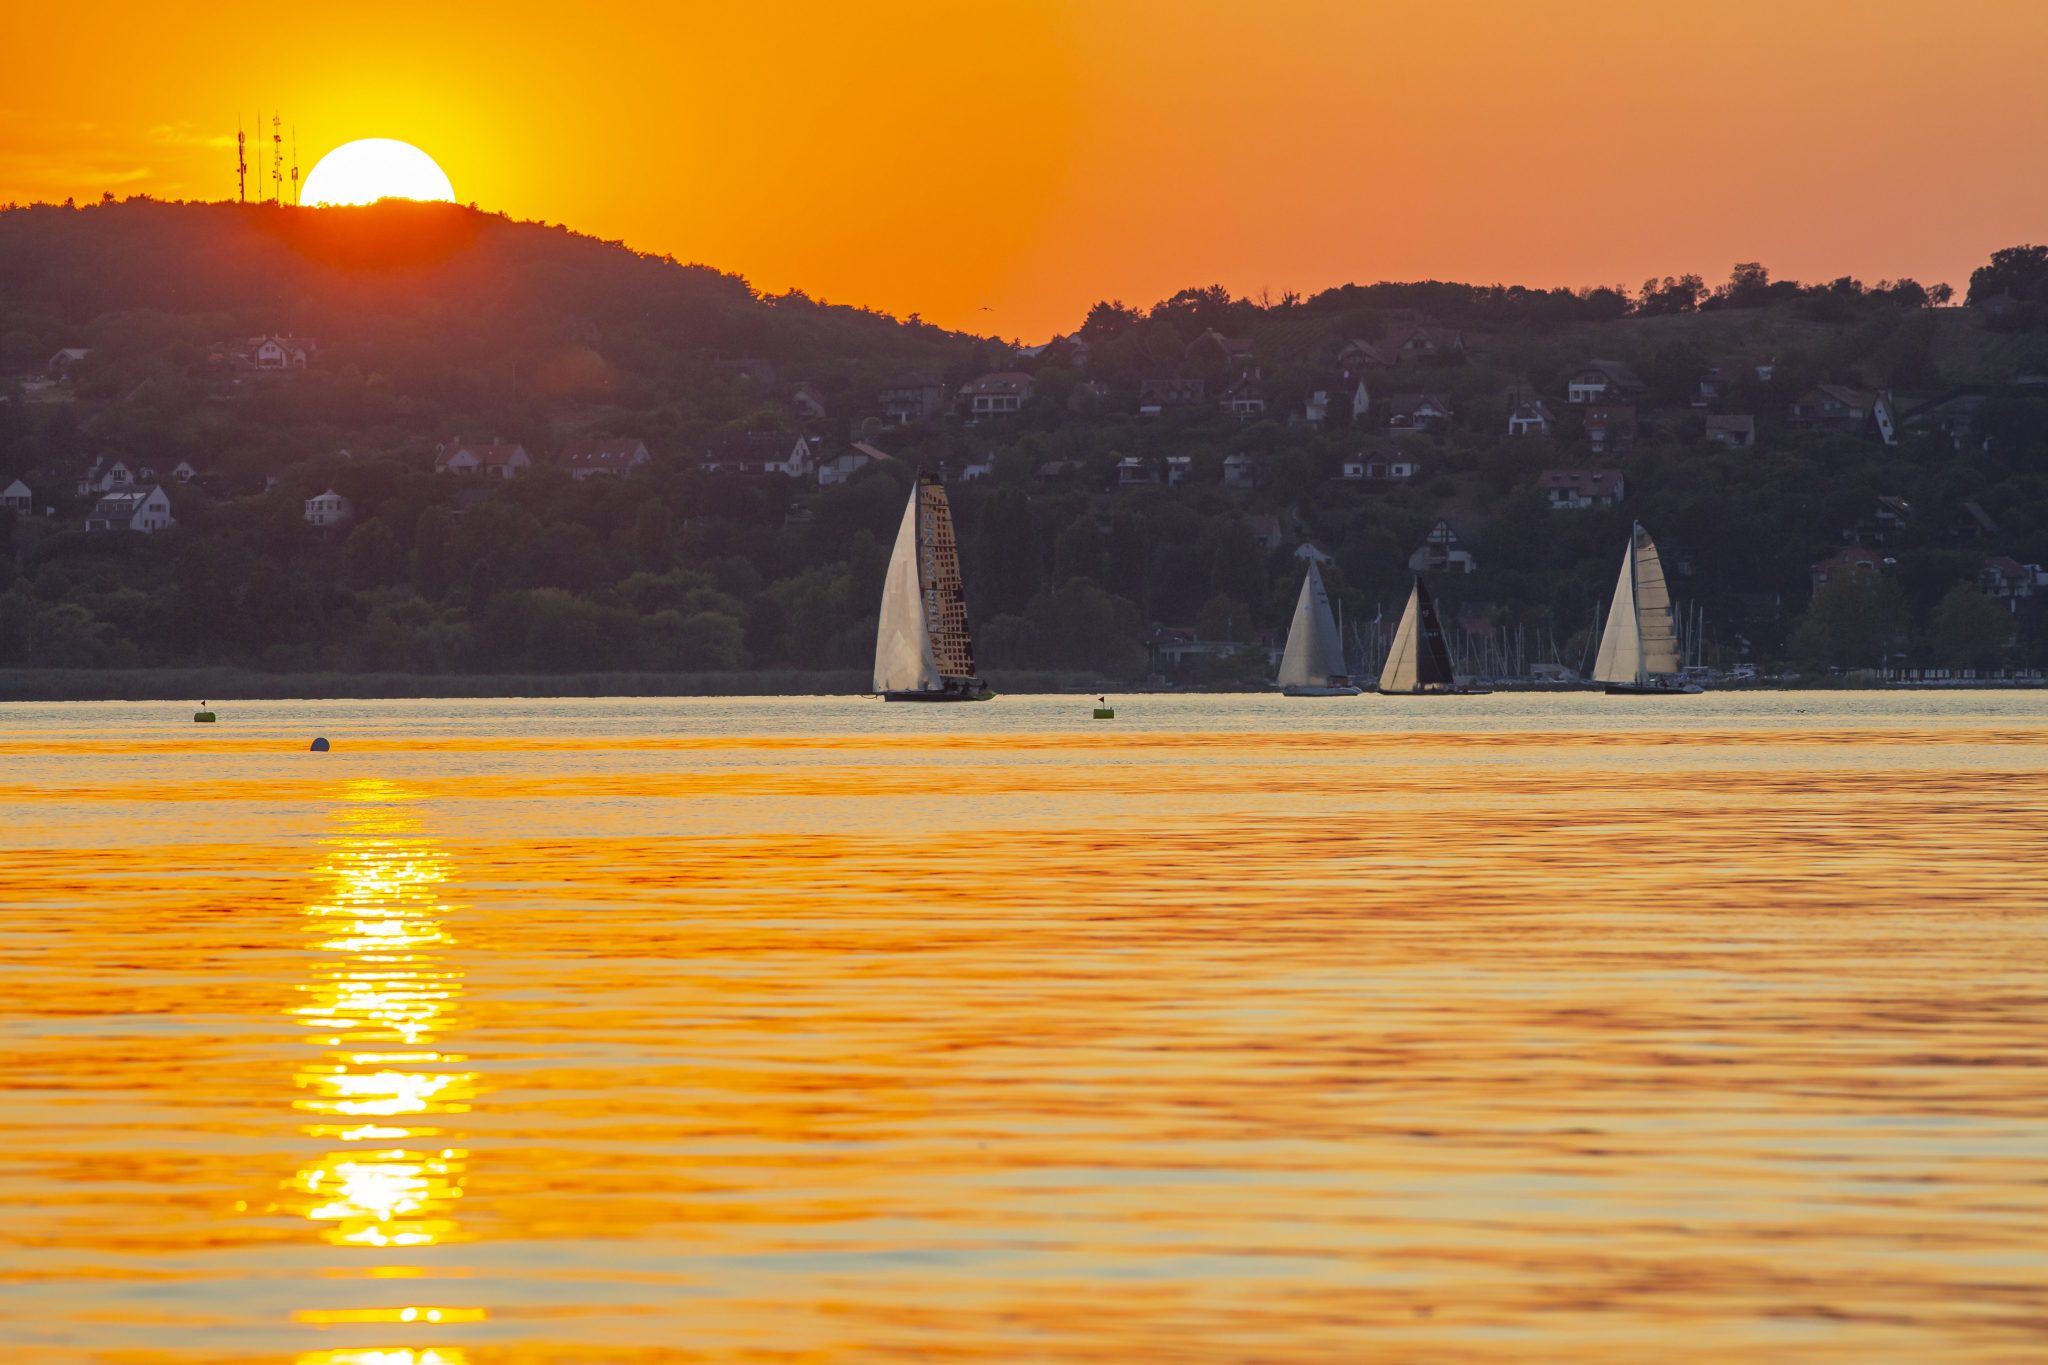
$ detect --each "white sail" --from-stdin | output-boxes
[1379,583,1421,693]
[1277,562,1349,688]
[873,487,939,693]
[1593,523,1679,684]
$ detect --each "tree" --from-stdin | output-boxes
[634,500,673,571]
[1967,244,2048,307]
[973,485,1039,615]
[1790,573,1908,671]
[1930,584,2010,670]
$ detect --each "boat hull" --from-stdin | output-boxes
[1603,681,1703,695]
[1376,687,1489,697]
[1282,684,1362,697]
[881,685,994,702]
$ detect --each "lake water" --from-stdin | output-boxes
[1,693,2044,1364]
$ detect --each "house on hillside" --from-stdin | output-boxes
[1117,455,1162,487]
[1584,405,1635,453]
[1409,519,1476,574]
[878,375,947,425]
[1695,357,1772,406]
[1385,392,1452,434]
[1138,377,1207,416]
[1186,330,1254,373]
[1790,385,1897,444]
[1507,398,1555,436]
[701,430,818,478]
[85,485,174,533]
[1566,359,1647,405]
[939,453,994,482]
[818,441,893,486]
[1540,468,1625,510]
[1164,455,1193,487]
[434,439,531,478]
[1365,453,1423,482]
[1705,414,1756,448]
[169,459,198,483]
[1303,374,1371,425]
[562,438,651,480]
[1223,453,1263,489]
[1383,324,1466,364]
[47,348,91,379]
[1,478,32,513]
[240,335,317,371]
[77,457,140,495]
[959,371,1034,419]
[304,489,354,530]
[1032,334,1091,369]
[1337,338,1396,370]
[1952,500,2000,540]
[1218,369,1268,418]
[1980,556,2042,611]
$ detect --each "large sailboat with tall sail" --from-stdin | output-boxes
[873,473,993,702]
[1277,561,1361,696]
[1377,575,1468,694]
[1592,522,1700,695]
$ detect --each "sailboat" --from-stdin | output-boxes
[1377,575,1472,694]
[1592,522,1701,695]
[1277,561,1361,696]
[873,473,993,702]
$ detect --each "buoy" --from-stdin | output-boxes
[194,711,216,723]
[310,737,330,752]
[1093,695,1114,720]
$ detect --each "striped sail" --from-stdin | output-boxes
[1593,523,1680,684]
[1277,562,1349,688]
[916,478,978,682]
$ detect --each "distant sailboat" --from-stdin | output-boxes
[1278,561,1361,696]
[1378,575,1470,694]
[1592,522,1700,695]
[874,474,993,702]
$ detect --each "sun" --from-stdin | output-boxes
[302,139,456,207]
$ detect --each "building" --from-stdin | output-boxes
[700,430,818,478]
[1506,398,1555,436]
[77,457,140,495]
[1409,519,1476,574]
[169,459,198,483]
[1223,453,1263,488]
[303,489,354,528]
[1979,557,2042,611]
[433,439,531,478]
[85,485,174,533]
[1137,377,1206,416]
[818,441,893,487]
[1364,453,1422,482]
[1695,357,1771,406]
[1,478,31,513]
[1186,330,1254,372]
[1218,369,1268,418]
[1540,468,1626,510]
[878,375,947,425]
[1338,453,1368,480]
[1164,455,1193,487]
[1566,359,1647,405]
[240,335,316,371]
[1117,455,1161,487]
[941,453,994,483]
[1303,374,1371,425]
[1789,385,1897,443]
[1034,459,1086,486]
[1584,406,1635,453]
[47,347,90,378]
[959,371,1035,418]
[1385,392,1452,434]
[1337,338,1397,370]
[561,438,651,480]
[1382,324,1467,364]
[1704,414,1756,449]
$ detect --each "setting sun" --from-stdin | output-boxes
[302,138,454,207]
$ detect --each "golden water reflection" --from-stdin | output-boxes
[287,780,482,1344]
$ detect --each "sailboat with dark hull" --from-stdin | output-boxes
[874,474,993,702]
[1277,561,1361,696]
[1593,522,1700,695]
[1378,576,1476,694]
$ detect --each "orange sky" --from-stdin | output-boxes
[6,1,2047,337]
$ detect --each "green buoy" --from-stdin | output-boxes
[194,701,216,723]
[1093,696,1114,720]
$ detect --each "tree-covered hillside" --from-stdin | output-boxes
[3,199,2047,683]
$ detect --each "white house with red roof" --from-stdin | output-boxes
[561,438,651,480]
[1540,468,1625,510]
[434,439,531,478]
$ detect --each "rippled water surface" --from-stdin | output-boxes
[2,693,2044,1364]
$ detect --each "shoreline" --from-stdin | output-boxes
[0,668,2040,703]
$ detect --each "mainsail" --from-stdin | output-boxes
[1378,576,1457,693]
[873,475,979,694]
[1277,561,1349,688]
[1593,523,1680,685]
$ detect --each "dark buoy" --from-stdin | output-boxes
[1093,694,1114,720]
[310,737,330,752]
[194,700,216,723]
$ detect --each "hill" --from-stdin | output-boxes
[2,198,2046,687]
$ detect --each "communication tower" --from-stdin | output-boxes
[290,127,300,206]
[236,117,248,203]
[271,114,284,202]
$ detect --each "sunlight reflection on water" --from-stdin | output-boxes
[0,694,2043,1364]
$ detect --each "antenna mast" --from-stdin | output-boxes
[236,117,248,203]
[271,113,283,203]
[290,126,300,206]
